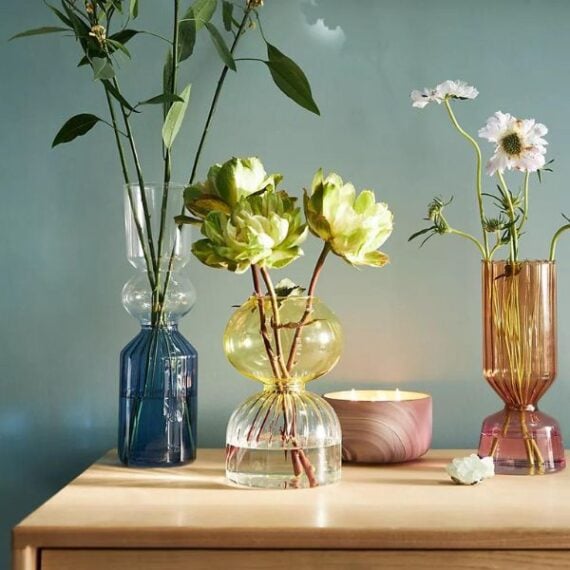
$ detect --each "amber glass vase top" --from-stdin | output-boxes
[478,260,565,475]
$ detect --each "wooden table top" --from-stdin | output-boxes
[13,449,570,551]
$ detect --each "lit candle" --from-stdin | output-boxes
[323,389,432,464]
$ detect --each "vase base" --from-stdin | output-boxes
[225,444,342,489]
[120,456,196,468]
[478,408,566,475]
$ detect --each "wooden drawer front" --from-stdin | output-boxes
[42,549,570,570]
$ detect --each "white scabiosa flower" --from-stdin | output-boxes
[411,80,478,108]
[478,112,548,175]
[446,454,495,485]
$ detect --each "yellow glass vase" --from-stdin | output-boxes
[224,295,343,489]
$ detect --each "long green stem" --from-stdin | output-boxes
[187,6,251,185]
[444,99,489,259]
[103,87,156,291]
[549,224,570,261]
[156,0,180,301]
[286,243,330,372]
[518,172,530,234]
[448,228,487,258]
[158,8,252,312]
[497,172,518,262]
[260,266,290,379]
[114,78,159,284]
[251,265,281,378]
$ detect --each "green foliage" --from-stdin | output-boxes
[205,22,236,70]
[265,44,320,115]
[129,0,139,19]
[161,83,192,149]
[191,0,217,29]
[138,93,184,106]
[10,26,67,40]
[52,114,101,147]
[92,57,115,80]
[178,8,197,62]
[222,1,233,31]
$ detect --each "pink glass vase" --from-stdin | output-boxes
[478,260,565,475]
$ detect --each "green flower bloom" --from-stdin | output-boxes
[184,157,282,219]
[304,169,393,267]
[192,190,307,273]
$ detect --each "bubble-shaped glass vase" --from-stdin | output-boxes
[119,183,198,467]
[224,295,343,489]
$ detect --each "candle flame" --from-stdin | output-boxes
[350,388,357,401]
[395,388,401,401]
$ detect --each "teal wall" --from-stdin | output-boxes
[2,0,570,565]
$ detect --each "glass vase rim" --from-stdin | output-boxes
[481,259,556,266]
[240,294,327,306]
[124,182,186,191]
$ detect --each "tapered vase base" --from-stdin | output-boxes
[478,408,566,475]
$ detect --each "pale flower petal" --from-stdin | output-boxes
[411,80,478,108]
[479,111,548,175]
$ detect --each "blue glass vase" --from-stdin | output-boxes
[119,183,198,467]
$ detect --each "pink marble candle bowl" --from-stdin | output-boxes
[323,390,432,464]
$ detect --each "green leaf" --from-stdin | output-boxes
[187,195,231,216]
[129,0,139,19]
[92,57,115,81]
[222,1,233,31]
[192,0,217,29]
[106,39,131,58]
[205,22,236,71]
[44,2,73,27]
[178,8,196,62]
[52,114,100,147]
[61,2,90,37]
[163,49,174,116]
[139,93,185,106]
[102,80,138,112]
[174,214,203,225]
[265,43,320,115]
[10,26,67,40]
[109,29,139,44]
[162,83,192,149]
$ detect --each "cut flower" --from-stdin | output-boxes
[184,156,282,218]
[192,189,307,273]
[304,169,393,267]
[446,454,495,485]
[478,111,548,175]
[411,80,478,109]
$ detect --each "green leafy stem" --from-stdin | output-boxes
[409,96,568,263]
[14,0,322,326]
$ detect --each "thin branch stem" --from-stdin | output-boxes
[497,172,518,263]
[156,0,180,293]
[187,6,251,185]
[251,266,281,378]
[103,88,157,292]
[444,99,489,259]
[517,171,530,234]
[549,224,570,261]
[260,266,290,379]
[286,243,330,372]
[448,228,487,258]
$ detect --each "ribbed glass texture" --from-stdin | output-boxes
[224,296,342,488]
[119,326,197,466]
[478,260,565,474]
[119,183,198,467]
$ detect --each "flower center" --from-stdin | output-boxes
[500,132,523,156]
